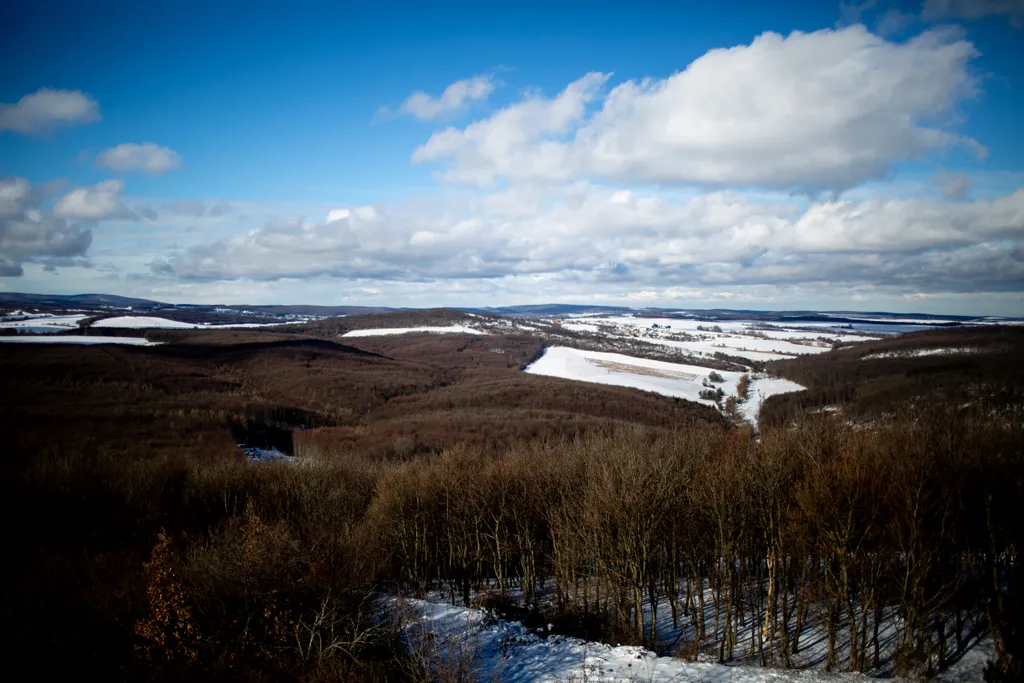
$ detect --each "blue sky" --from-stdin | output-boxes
[2,0,1023,314]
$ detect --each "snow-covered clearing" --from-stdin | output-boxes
[576,316,875,342]
[525,347,803,424]
[639,336,825,362]
[397,597,988,683]
[342,325,486,337]
[0,335,160,346]
[526,346,736,405]
[91,315,294,329]
[0,313,88,334]
[93,315,200,329]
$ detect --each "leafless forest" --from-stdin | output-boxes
[1,324,1021,681]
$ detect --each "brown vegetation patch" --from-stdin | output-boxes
[586,356,700,381]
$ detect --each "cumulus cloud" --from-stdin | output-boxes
[161,183,1024,301]
[0,88,100,134]
[413,72,609,185]
[54,180,128,220]
[1,178,93,276]
[97,143,183,175]
[922,0,1024,25]
[387,75,496,121]
[0,212,92,259]
[0,256,24,277]
[0,177,32,218]
[414,26,982,192]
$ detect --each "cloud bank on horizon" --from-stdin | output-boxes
[1,1,1022,315]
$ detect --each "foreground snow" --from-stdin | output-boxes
[343,325,486,337]
[0,335,160,346]
[398,598,987,683]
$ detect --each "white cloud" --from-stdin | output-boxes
[54,180,127,220]
[97,143,183,174]
[0,256,23,277]
[0,88,100,134]
[394,75,496,120]
[0,177,32,219]
[159,182,1024,305]
[0,178,93,275]
[922,0,1024,25]
[414,26,981,192]
[413,72,609,185]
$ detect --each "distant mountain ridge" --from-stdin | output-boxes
[0,292,1017,325]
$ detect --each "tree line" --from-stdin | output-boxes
[360,411,1022,679]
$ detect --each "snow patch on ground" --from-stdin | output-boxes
[241,445,294,464]
[397,598,986,683]
[0,335,160,346]
[342,325,486,337]
[737,375,806,425]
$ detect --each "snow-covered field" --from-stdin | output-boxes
[397,598,988,683]
[93,315,202,329]
[0,313,88,334]
[0,335,160,346]
[526,346,737,405]
[91,315,293,329]
[342,325,487,337]
[555,316,878,363]
[525,346,803,424]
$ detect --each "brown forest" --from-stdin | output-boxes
[1,325,1022,682]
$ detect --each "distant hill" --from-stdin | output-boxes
[0,292,1018,327]
[0,292,165,309]
[228,304,399,316]
[469,304,634,316]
